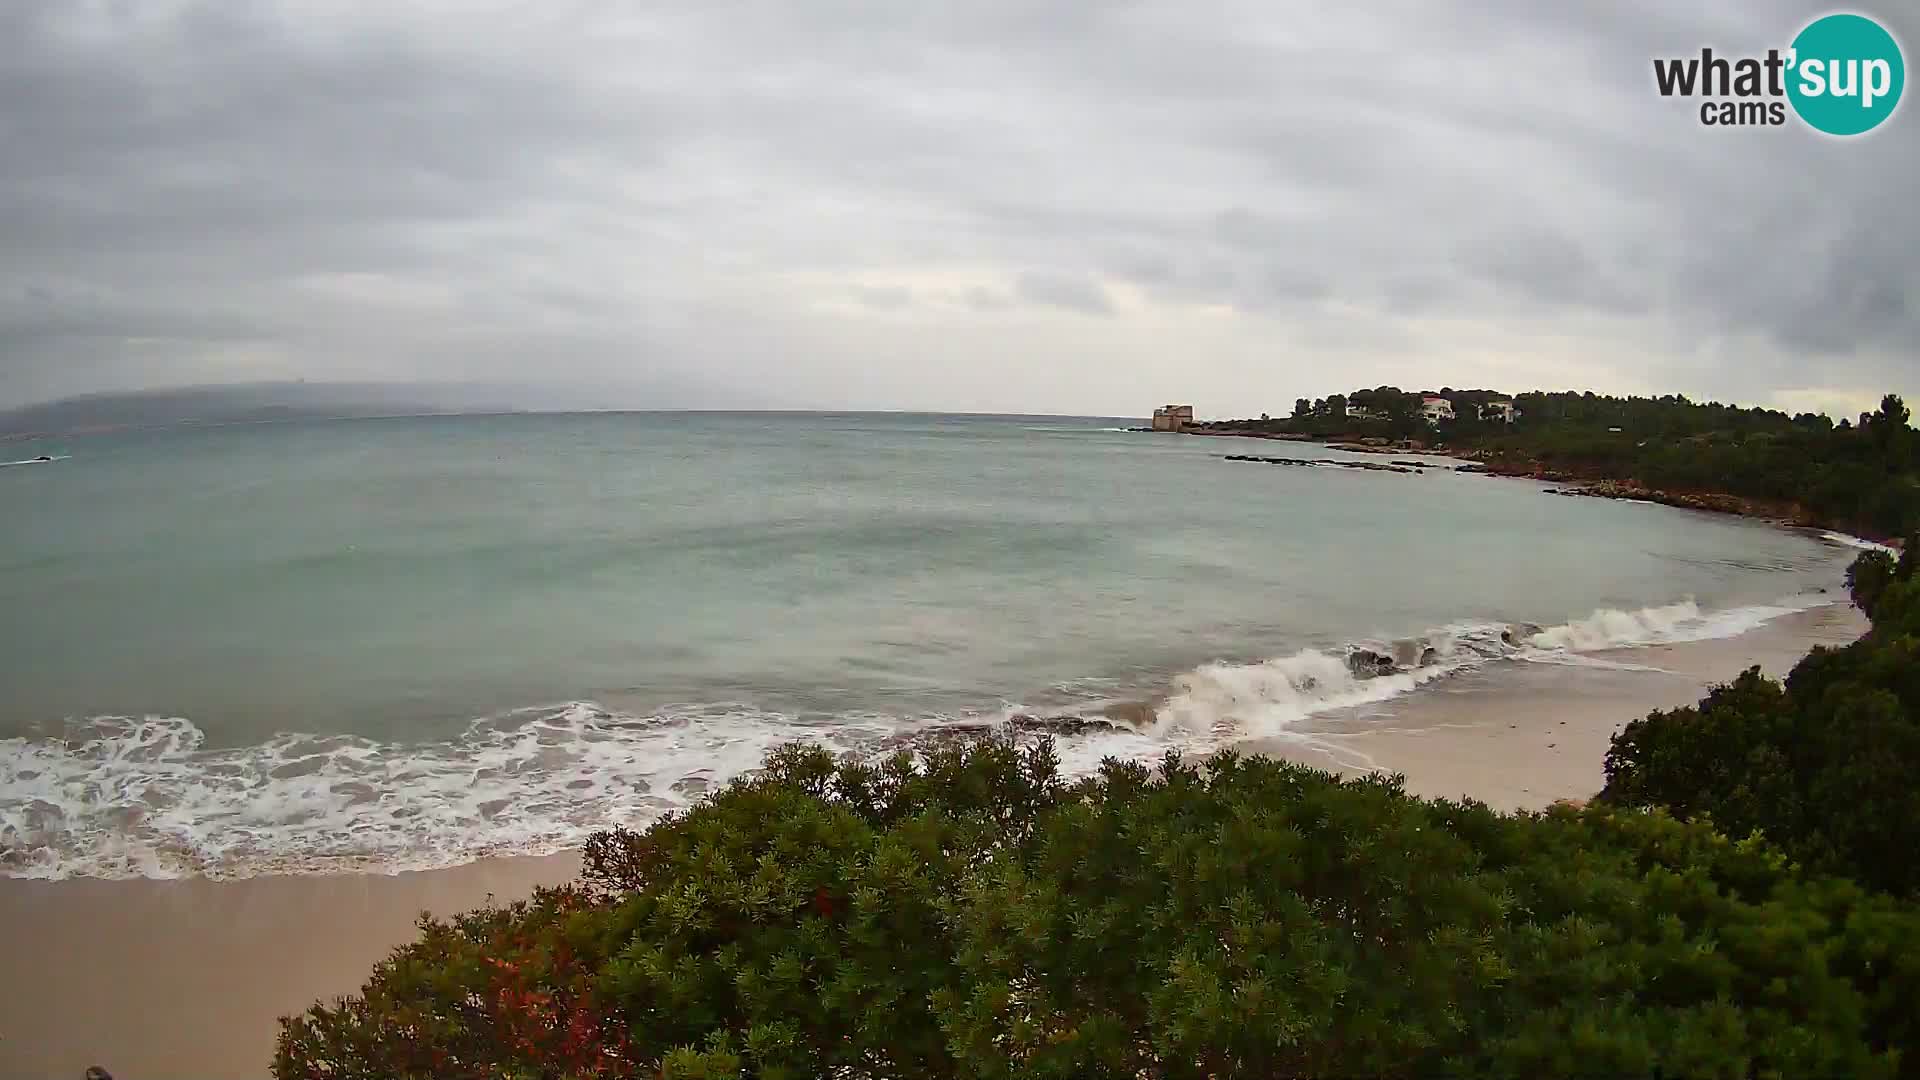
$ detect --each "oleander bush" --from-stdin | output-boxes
[278,734,1920,1079]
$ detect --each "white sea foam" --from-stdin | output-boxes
[1822,531,1898,555]
[1147,595,1833,750]
[1514,653,1673,673]
[1154,648,1469,744]
[1520,595,1826,653]
[0,704,899,881]
[0,595,1834,880]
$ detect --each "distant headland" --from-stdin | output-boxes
[1138,387,1917,544]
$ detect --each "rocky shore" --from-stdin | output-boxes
[1156,425,1902,545]
[1542,479,1809,520]
[1186,427,1427,455]
[1459,458,1901,547]
[1451,453,1828,531]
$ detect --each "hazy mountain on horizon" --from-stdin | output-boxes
[0,379,774,437]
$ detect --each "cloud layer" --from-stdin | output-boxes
[2,0,1915,416]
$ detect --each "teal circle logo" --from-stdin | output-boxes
[1787,13,1905,135]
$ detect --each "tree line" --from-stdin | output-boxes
[1202,388,1919,539]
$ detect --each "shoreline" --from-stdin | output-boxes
[0,601,1874,1079]
[1172,427,1905,546]
[0,446,1878,1080]
[1239,601,1867,810]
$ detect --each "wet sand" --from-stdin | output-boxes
[1240,602,1868,809]
[0,852,579,1080]
[0,604,1869,1079]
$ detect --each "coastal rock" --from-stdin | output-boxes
[925,714,1127,739]
[907,722,1000,744]
[1007,714,1121,736]
[1221,455,1415,475]
[1224,454,1314,466]
[1347,649,1397,678]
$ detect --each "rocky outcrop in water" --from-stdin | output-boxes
[1009,714,1123,736]
[1347,649,1398,678]
[916,714,1126,743]
[1223,455,1421,475]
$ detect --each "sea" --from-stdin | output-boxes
[0,412,1867,879]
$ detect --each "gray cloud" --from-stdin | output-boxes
[1014,271,1114,315]
[0,0,1914,415]
[853,285,914,310]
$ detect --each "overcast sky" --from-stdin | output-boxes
[2,0,1915,417]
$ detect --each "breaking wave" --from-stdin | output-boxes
[1520,597,1826,652]
[1148,595,1830,753]
[0,702,1168,881]
[0,595,1832,880]
[1822,531,1898,555]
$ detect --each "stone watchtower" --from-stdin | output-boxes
[1151,404,1195,432]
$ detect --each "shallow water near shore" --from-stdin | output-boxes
[0,411,1864,878]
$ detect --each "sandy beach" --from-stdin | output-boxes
[1243,601,1868,808]
[0,603,1869,1080]
[0,853,579,1080]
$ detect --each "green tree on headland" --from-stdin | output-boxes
[1201,389,1920,539]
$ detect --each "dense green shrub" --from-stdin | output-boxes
[278,738,1920,1079]
[1602,544,1920,898]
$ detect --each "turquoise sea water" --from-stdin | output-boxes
[0,413,1858,877]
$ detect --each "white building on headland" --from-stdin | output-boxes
[1479,398,1519,423]
[1419,396,1455,424]
[1151,404,1195,432]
